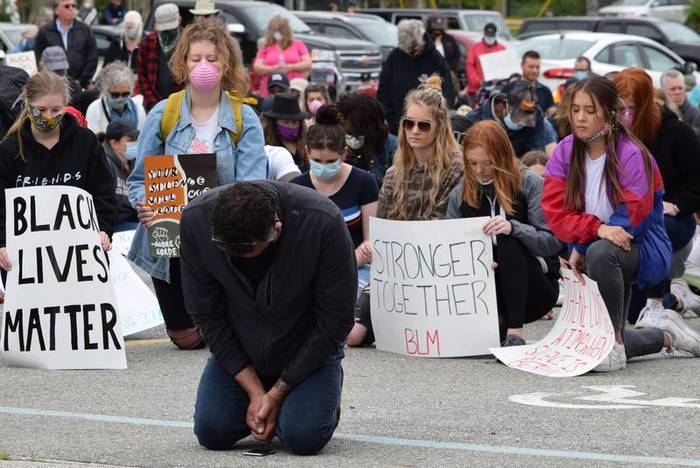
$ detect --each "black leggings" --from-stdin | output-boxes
[495,236,559,341]
[151,258,195,331]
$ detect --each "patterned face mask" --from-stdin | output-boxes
[27,103,64,132]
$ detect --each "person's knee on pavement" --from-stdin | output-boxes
[193,414,247,450]
[278,419,335,455]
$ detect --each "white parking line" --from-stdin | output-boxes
[1,406,699,466]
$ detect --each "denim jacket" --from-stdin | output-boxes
[126,89,267,282]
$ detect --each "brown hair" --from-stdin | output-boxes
[305,105,345,153]
[521,149,549,168]
[4,71,71,161]
[612,67,661,148]
[461,120,522,215]
[263,15,293,50]
[169,22,248,96]
[521,50,540,64]
[262,116,307,165]
[564,75,653,211]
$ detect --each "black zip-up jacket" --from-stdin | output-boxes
[650,106,700,215]
[101,141,137,226]
[377,41,456,134]
[34,20,98,88]
[180,181,357,388]
[0,114,116,247]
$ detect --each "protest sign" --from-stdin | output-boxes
[1,186,127,369]
[144,154,217,258]
[5,51,37,76]
[490,269,615,377]
[480,48,521,82]
[370,217,499,357]
[110,252,163,336]
[112,229,135,257]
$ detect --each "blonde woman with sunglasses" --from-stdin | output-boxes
[376,76,463,221]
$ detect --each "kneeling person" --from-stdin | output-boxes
[180,181,357,455]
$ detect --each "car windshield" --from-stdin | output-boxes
[658,22,700,42]
[246,5,311,35]
[610,0,649,5]
[515,37,594,60]
[461,14,512,40]
[354,21,397,47]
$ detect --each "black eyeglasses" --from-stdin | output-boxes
[63,3,78,9]
[402,118,432,132]
[211,224,278,257]
[110,91,131,99]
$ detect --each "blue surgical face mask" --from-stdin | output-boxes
[310,159,342,181]
[504,113,524,131]
[125,141,138,160]
[573,70,588,81]
[106,94,130,111]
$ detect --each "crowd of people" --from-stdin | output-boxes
[1,0,700,456]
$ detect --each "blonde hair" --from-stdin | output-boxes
[5,71,71,161]
[169,22,248,96]
[264,15,293,50]
[385,77,460,220]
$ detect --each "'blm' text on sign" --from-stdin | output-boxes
[1,186,127,369]
[370,217,500,357]
[145,154,217,258]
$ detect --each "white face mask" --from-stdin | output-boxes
[484,36,496,46]
[345,134,365,150]
[273,31,283,42]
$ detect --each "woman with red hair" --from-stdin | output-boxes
[447,120,564,346]
[614,67,700,324]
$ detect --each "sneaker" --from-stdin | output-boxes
[657,310,700,357]
[635,300,664,328]
[501,334,526,347]
[671,278,700,314]
[593,341,627,372]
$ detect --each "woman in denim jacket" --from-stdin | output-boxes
[127,23,267,349]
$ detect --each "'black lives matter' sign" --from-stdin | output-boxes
[1,186,127,369]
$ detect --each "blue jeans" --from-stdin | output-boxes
[193,353,343,455]
[357,264,371,298]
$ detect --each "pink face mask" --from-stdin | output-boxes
[308,99,324,115]
[620,111,635,128]
[190,60,221,92]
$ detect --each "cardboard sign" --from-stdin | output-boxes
[491,269,615,377]
[479,48,521,82]
[1,186,127,369]
[5,51,37,76]
[144,154,217,257]
[370,217,500,357]
[110,252,163,336]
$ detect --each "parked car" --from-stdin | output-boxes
[145,0,383,96]
[362,8,512,41]
[0,22,34,53]
[599,0,690,23]
[295,12,397,61]
[514,31,698,92]
[517,16,700,66]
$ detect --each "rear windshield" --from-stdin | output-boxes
[516,37,594,60]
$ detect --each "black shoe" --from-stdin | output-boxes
[501,334,526,347]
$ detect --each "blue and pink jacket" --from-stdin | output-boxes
[542,134,671,288]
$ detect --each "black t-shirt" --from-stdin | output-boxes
[231,244,276,291]
[535,82,554,112]
[156,46,177,101]
[292,166,379,248]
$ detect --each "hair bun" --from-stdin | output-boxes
[424,75,443,93]
[314,105,340,126]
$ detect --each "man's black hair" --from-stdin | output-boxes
[210,183,279,243]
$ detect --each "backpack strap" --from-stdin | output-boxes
[223,91,257,146]
[160,90,186,143]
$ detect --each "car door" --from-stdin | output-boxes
[640,43,682,84]
[593,42,644,76]
[625,23,666,46]
[303,19,325,36]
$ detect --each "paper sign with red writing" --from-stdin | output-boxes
[490,269,615,377]
[370,217,500,357]
[144,154,217,258]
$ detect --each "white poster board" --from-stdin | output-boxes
[480,48,521,82]
[110,252,163,336]
[491,269,615,377]
[370,217,500,357]
[111,229,135,257]
[5,51,37,76]
[1,186,127,369]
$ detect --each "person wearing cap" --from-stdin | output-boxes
[105,10,142,71]
[190,0,221,25]
[103,0,125,25]
[85,60,146,135]
[102,119,139,232]
[254,15,311,98]
[466,22,505,101]
[377,19,456,134]
[426,16,459,77]
[520,50,556,117]
[259,73,290,114]
[262,93,310,171]
[34,0,98,89]
[39,45,99,115]
[127,22,266,351]
[135,3,184,110]
[465,79,547,157]
[289,77,308,100]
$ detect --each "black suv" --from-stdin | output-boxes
[145,0,383,95]
[517,16,700,66]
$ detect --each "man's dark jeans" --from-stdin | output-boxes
[193,353,343,455]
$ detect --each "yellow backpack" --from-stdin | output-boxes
[159,90,257,146]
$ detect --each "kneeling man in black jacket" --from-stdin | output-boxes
[180,181,357,455]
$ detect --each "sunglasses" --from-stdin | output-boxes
[63,3,78,9]
[402,118,432,132]
[211,225,278,257]
[110,91,130,99]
